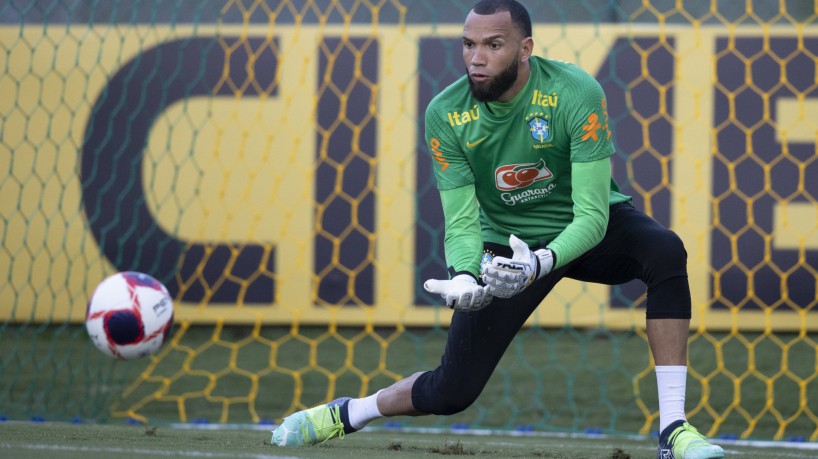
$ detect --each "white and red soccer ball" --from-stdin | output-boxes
[86,271,174,360]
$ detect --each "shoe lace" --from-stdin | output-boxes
[326,404,346,440]
[302,404,346,443]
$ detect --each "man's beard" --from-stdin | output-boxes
[467,58,519,102]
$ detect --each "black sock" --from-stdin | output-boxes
[329,397,357,434]
[659,419,686,445]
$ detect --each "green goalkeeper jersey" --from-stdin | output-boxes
[425,56,631,276]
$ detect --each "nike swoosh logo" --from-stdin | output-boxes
[466,136,489,149]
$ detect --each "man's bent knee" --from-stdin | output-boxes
[410,369,482,415]
[643,231,692,320]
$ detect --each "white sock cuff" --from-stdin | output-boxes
[655,365,687,374]
[371,389,384,415]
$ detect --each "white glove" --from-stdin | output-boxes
[424,274,493,312]
[481,234,554,298]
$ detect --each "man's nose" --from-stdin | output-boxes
[469,48,486,66]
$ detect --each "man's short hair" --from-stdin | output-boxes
[472,0,532,38]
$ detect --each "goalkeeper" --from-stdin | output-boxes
[273,1,724,457]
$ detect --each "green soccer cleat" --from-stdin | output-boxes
[657,420,725,459]
[271,398,352,447]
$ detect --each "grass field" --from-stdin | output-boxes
[1,421,817,459]
[3,324,816,442]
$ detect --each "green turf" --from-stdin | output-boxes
[0,422,815,459]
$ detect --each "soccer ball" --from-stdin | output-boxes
[86,271,174,360]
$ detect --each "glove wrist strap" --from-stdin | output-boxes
[533,249,554,279]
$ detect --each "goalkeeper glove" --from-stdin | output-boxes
[424,274,493,312]
[481,234,554,298]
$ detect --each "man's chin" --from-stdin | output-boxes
[468,82,495,102]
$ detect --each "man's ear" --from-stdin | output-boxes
[520,36,534,62]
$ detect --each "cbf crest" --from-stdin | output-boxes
[528,116,549,143]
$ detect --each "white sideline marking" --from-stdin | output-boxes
[0,443,299,459]
[171,422,275,431]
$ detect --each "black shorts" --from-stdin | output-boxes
[411,202,691,415]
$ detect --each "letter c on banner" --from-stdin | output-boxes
[81,37,277,303]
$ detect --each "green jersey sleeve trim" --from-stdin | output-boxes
[440,184,482,278]
[546,158,610,268]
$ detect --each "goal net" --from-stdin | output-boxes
[1,0,817,440]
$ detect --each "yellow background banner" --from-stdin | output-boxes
[2,24,816,331]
